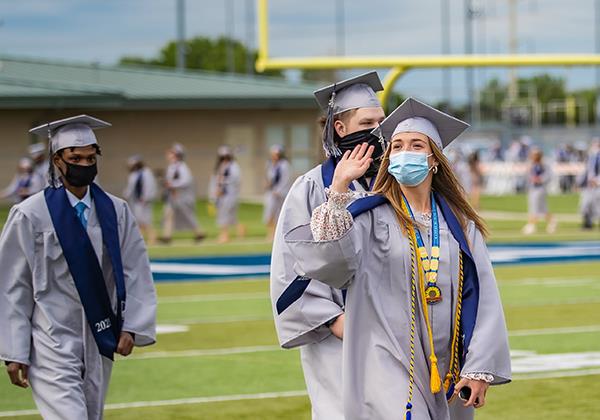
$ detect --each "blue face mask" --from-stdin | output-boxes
[388,151,433,186]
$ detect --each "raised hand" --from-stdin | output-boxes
[331,143,375,193]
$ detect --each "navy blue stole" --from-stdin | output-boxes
[272,163,281,188]
[134,170,144,200]
[433,193,479,368]
[44,184,126,360]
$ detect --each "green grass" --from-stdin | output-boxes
[0,193,599,418]
[480,193,581,214]
[1,261,599,419]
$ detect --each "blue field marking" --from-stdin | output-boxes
[151,242,600,282]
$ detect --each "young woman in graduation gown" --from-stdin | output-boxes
[285,98,511,420]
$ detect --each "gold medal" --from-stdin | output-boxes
[425,284,442,304]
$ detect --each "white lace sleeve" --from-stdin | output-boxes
[310,189,356,241]
[460,372,495,383]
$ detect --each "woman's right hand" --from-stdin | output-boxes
[331,143,374,193]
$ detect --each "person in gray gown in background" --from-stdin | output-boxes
[28,142,50,188]
[1,157,45,203]
[160,143,205,243]
[264,145,292,241]
[579,139,600,229]
[209,146,245,244]
[285,98,511,420]
[522,148,557,235]
[124,154,158,245]
[0,115,157,420]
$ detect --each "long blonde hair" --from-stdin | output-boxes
[372,139,489,239]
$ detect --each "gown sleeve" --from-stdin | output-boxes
[310,189,355,241]
[117,201,157,347]
[460,222,512,385]
[0,207,35,365]
[285,189,362,290]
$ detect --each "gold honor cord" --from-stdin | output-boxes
[404,219,419,420]
[445,253,464,397]
[401,198,465,417]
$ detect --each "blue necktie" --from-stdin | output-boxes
[75,202,88,229]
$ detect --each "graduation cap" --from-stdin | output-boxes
[313,71,384,157]
[29,115,111,187]
[29,115,111,154]
[372,97,469,151]
[28,142,46,158]
[127,154,143,166]
[217,145,233,158]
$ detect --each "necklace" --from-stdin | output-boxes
[402,192,442,304]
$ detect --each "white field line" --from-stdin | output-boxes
[159,292,269,304]
[151,262,270,276]
[489,245,600,263]
[124,345,282,360]
[509,325,600,337]
[0,390,309,418]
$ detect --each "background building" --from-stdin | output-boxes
[0,55,323,200]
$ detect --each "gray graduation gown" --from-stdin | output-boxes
[214,161,241,227]
[263,159,292,223]
[0,190,157,420]
[165,161,198,230]
[124,167,158,226]
[285,202,511,420]
[270,164,369,420]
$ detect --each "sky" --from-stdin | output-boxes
[0,0,598,103]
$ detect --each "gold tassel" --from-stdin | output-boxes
[429,355,442,393]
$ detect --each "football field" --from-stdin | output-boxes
[0,195,599,419]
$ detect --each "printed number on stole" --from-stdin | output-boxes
[95,318,112,333]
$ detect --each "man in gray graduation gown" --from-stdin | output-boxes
[0,115,157,420]
[161,143,205,243]
[209,146,244,244]
[270,71,386,419]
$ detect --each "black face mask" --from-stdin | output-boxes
[59,160,97,187]
[335,128,385,178]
